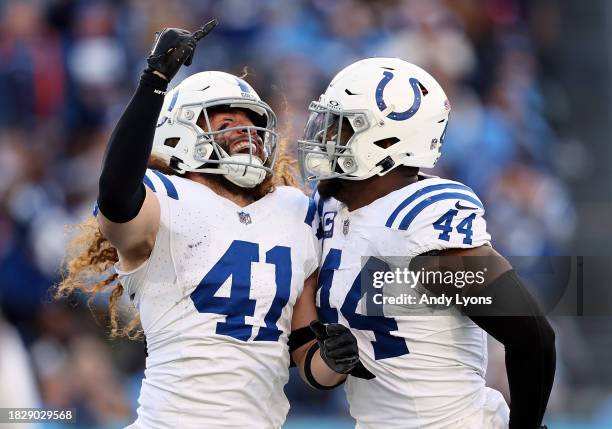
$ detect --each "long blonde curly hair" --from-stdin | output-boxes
[55,140,302,339]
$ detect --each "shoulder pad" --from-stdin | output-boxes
[385,180,481,231]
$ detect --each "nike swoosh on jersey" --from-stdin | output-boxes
[455,201,479,210]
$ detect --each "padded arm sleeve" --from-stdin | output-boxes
[97,72,168,223]
[465,270,556,429]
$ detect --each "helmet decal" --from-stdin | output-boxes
[236,78,250,93]
[168,89,180,112]
[375,71,422,121]
[156,90,180,128]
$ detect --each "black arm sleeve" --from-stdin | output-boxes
[288,325,317,367]
[97,72,168,223]
[464,270,556,429]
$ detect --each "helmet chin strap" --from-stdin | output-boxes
[222,154,267,188]
[180,154,267,188]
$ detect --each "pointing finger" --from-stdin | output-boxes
[191,18,218,42]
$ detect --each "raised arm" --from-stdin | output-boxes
[96,20,217,269]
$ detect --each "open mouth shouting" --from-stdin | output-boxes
[226,135,265,162]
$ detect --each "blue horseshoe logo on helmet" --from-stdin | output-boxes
[375,71,422,121]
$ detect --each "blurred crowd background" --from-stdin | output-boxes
[0,0,610,427]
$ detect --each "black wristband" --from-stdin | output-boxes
[304,343,345,390]
[140,70,169,94]
[288,326,317,354]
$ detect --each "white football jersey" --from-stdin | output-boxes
[315,176,509,429]
[113,170,319,429]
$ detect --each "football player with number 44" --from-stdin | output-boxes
[57,20,372,428]
[299,58,555,429]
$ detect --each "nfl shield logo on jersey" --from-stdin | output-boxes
[237,211,252,225]
[342,219,350,235]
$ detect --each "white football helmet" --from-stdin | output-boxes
[152,71,279,188]
[298,57,451,181]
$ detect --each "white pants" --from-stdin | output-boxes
[447,388,509,429]
[355,387,510,429]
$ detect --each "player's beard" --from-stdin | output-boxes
[317,178,344,201]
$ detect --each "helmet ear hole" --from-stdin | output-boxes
[373,137,399,149]
[164,138,180,148]
[418,81,428,95]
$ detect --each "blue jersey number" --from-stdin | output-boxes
[433,209,476,245]
[318,249,409,360]
[190,240,292,342]
[432,208,457,241]
[317,248,341,324]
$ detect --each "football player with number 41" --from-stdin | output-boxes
[299,58,555,429]
[57,20,372,428]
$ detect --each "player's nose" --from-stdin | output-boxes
[237,122,259,140]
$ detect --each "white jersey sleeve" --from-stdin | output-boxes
[113,169,177,304]
[307,190,324,265]
[383,177,490,256]
[281,186,320,279]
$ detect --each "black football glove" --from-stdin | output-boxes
[310,320,375,380]
[146,18,218,81]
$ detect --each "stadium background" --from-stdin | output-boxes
[0,0,610,427]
